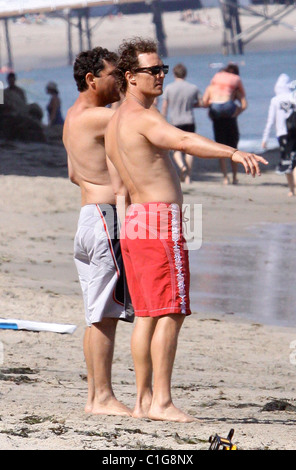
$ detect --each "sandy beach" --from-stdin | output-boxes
[0,5,296,451]
[0,140,296,451]
[4,6,296,71]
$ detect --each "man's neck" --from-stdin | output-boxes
[78,90,106,108]
[125,90,154,109]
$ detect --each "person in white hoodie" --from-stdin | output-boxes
[262,73,296,197]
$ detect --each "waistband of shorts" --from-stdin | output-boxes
[127,202,181,215]
[80,203,116,216]
[210,100,234,105]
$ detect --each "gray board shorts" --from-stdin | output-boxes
[74,204,134,326]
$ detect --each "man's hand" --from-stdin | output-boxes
[231,150,269,177]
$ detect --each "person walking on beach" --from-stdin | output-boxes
[203,63,247,185]
[105,37,268,423]
[63,47,134,416]
[262,73,296,197]
[161,63,202,184]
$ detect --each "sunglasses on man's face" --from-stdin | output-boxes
[134,65,169,76]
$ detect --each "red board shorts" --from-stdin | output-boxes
[120,202,191,318]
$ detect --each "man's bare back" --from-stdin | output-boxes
[63,61,119,207]
[63,104,115,206]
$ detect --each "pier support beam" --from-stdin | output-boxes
[67,11,73,65]
[75,7,92,53]
[220,0,243,55]
[85,7,92,49]
[219,1,296,56]
[78,10,84,52]
[151,0,168,57]
[3,18,13,69]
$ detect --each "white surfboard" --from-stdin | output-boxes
[0,318,77,334]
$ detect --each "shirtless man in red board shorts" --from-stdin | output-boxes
[105,37,268,423]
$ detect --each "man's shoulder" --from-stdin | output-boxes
[86,105,114,117]
[163,81,175,94]
[176,79,199,92]
[120,104,163,131]
[72,103,114,121]
[164,80,198,94]
[66,104,115,138]
[185,81,199,91]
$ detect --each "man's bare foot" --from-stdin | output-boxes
[288,191,295,197]
[85,389,94,413]
[233,177,239,185]
[85,402,93,414]
[132,406,150,419]
[132,395,152,419]
[148,403,197,423]
[91,396,132,416]
[223,176,230,185]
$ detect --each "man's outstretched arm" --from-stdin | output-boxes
[142,109,268,176]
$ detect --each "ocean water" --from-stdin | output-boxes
[1,47,296,152]
[189,223,296,327]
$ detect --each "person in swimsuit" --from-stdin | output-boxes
[203,63,248,185]
[105,37,268,423]
[63,47,134,417]
[46,81,64,126]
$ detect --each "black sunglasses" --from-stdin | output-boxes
[134,65,169,76]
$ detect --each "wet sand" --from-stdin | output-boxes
[0,141,296,450]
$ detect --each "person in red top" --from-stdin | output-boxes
[209,66,246,111]
[203,63,248,185]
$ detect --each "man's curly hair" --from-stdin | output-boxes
[115,37,158,94]
[73,47,118,92]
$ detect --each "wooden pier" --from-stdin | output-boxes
[0,0,168,70]
[0,0,296,69]
[219,0,296,55]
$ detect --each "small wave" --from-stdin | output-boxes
[209,62,224,69]
[238,138,278,153]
